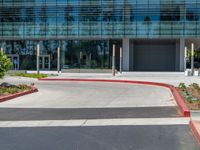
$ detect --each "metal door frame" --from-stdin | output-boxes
[7,54,20,70]
[39,55,50,70]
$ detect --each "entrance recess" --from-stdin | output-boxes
[7,54,19,70]
[39,55,50,70]
[133,40,176,71]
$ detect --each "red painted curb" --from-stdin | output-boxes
[0,87,38,103]
[38,78,190,117]
[190,121,200,144]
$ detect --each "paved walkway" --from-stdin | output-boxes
[28,71,200,86]
[4,72,200,86]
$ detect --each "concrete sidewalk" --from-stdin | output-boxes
[40,72,200,86]
[3,72,200,86]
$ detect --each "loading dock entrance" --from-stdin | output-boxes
[132,40,176,71]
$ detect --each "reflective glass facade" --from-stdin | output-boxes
[0,0,199,70]
[1,40,122,70]
[0,0,200,39]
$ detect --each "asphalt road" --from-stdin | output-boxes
[0,125,199,150]
[0,107,179,121]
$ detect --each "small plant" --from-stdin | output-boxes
[178,83,187,91]
[0,52,12,78]
[189,83,200,92]
[197,100,200,108]
[17,84,32,90]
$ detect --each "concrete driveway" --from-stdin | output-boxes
[0,78,175,108]
[0,77,178,120]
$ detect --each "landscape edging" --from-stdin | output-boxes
[0,86,38,103]
[190,121,200,144]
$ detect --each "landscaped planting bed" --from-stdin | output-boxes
[0,82,32,97]
[178,83,200,110]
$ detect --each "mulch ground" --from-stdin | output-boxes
[178,87,200,110]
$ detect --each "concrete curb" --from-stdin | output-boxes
[190,121,200,144]
[38,78,190,117]
[0,87,38,103]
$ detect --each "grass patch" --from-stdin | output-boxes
[11,73,48,79]
[0,84,32,96]
[178,83,200,110]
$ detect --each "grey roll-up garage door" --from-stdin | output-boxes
[133,40,176,71]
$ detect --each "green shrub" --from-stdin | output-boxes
[0,52,12,78]
[13,73,48,79]
[0,87,19,95]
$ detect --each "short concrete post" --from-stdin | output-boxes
[79,51,83,73]
[191,43,194,75]
[112,44,116,76]
[120,47,123,74]
[80,51,83,69]
[89,53,92,68]
[184,46,187,71]
[0,47,3,55]
[37,44,40,74]
[57,47,60,73]
[80,51,83,60]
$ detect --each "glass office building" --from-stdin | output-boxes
[0,0,199,71]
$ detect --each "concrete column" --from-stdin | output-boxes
[120,47,123,73]
[129,40,134,71]
[122,38,130,71]
[175,39,185,72]
[179,39,185,72]
[175,41,180,71]
[61,41,66,69]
